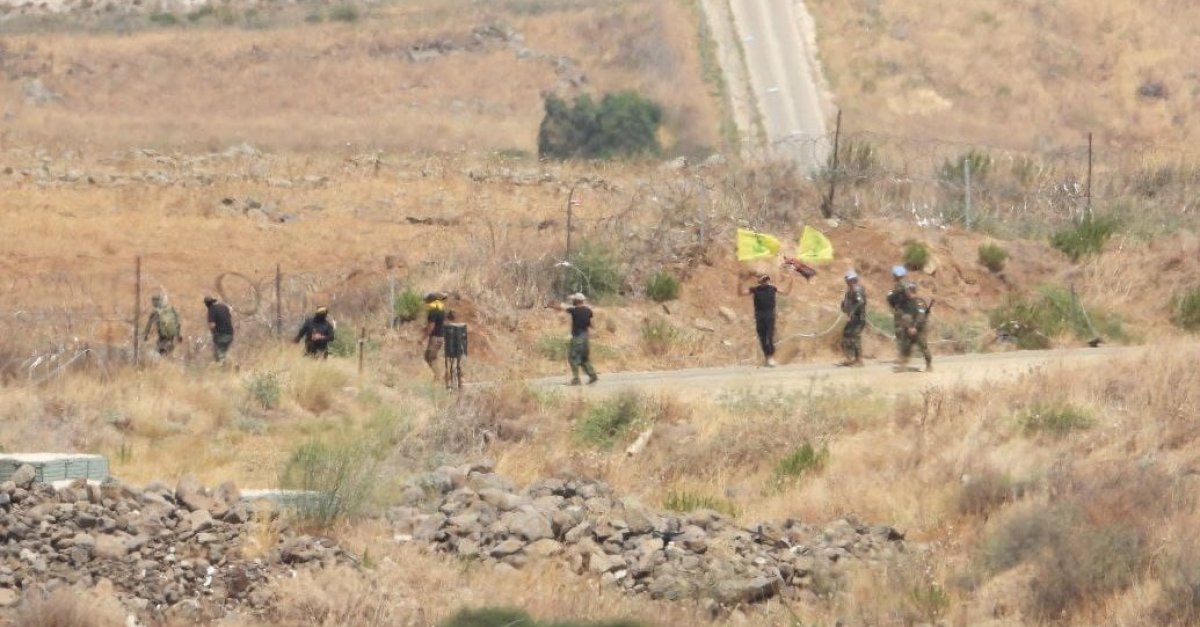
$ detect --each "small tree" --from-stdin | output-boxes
[538,91,663,160]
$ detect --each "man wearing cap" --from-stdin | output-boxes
[738,272,793,367]
[839,270,867,367]
[295,306,336,358]
[204,295,234,363]
[886,266,909,359]
[896,282,933,372]
[420,292,448,383]
[548,293,598,385]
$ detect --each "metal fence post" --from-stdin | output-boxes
[133,256,142,366]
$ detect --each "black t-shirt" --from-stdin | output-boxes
[207,302,234,336]
[568,305,592,336]
[750,284,778,317]
[427,307,447,337]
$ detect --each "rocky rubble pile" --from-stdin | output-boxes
[391,465,907,607]
[0,466,350,622]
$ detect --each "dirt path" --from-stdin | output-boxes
[530,344,1157,399]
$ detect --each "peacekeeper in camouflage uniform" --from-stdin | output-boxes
[838,270,866,367]
[143,293,182,356]
[896,282,933,373]
[885,265,908,360]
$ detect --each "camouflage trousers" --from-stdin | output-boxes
[568,333,597,382]
[898,329,932,366]
[841,317,865,362]
[155,336,177,356]
[212,333,233,363]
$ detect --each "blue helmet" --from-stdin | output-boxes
[891,265,907,278]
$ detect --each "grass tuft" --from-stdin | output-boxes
[662,489,737,517]
[903,241,929,271]
[574,391,647,449]
[644,269,680,302]
[1050,215,1120,261]
[977,242,1008,272]
[1019,403,1095,436]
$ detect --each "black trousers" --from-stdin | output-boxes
[755,315,776,358]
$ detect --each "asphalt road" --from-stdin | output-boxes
[529,344,1155,400]
[727,0,829,171]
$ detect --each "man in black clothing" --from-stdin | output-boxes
[295,306,336,358]
[548,292,598,385]
[738,273,793,367]
[203,295,235,363]
[421,292,448,383]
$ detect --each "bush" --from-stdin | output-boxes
[1172,286,1200,332]
[977,242,1008,272]
[771,441,828,486]
[1050,215,1120,261]
[538,91,663,160]
[903,241,929,271]
[939,149,993,185]
[644,270,680,302]
[574,391,646,448]
[245,371,282,410]
[554,240,623,298]
[278,436,383,529]
[639,317,680,357]
[1019,403,1095,436]
[148,11,178,25]
[14,588,127,627]
[988,285,1125,350]
[328,4,359,22]
[662,489,737,517]
[394,288,424,324]
[185,5,213,21]
[956,467,1030,516]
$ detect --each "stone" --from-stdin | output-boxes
[11,464,36,489]
[714,575,782,604]
[588,552,625,574]
[525,539,565,558]
[504,510,553,542]
[692,318,716,332]
[489,539,525,558]
[174,475,214,512]
[93,534,128,560]
[72,533,97,553]
[0,588,18,607]
[189,509,214,533]
[718,306,737,323]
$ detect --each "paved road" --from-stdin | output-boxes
[726,0,829,171]
[530,344,1155,399]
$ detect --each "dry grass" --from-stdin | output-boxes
[806,0,1200,148]
[0,0,720,154]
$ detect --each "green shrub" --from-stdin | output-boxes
[939,149,993,185]
[1172,286,1200,332]
[574,391,646,448]
[278,437,381,529]
[148,11,179,25]
[903,241,930,271]
[771,441,829,486]
[1019,403,1095,436]
[639,318,680,357]
[644,270,680,302]
[662,489,737,517]
[328,328,378,358]
[393,288,424,324]
[977,242,1008,272]
[906,583,951,624]
[988,285,1126,350]
[245,371,282,410]
[555,240,623,297]
[537,91,663,160]
[1050,215,1120,261]
[328,4,359,22]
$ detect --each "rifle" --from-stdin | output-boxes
[781,257,817,281]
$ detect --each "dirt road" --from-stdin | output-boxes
[726,0,829,171]
[531,345,1154,399]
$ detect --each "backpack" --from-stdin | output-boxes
[157,307,180,339]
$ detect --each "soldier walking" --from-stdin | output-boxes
[548,293,598,385]
[839,270,866,367]
[886,266,908,360]
[143,293,182,357]
[895,282,933,372]
[420,292,448,384]
[203,295,234,363]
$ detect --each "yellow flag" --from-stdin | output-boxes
[796,225,834,264]
[736,228,782,261]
